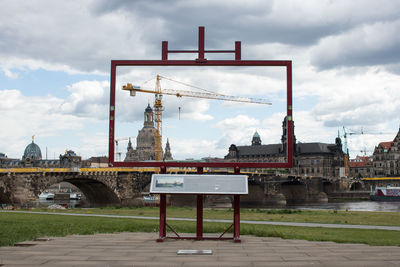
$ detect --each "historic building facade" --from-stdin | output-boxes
[125,104,173,162]
[371,128,400,176]
[349,156,373,178]
[225,117,345,178]
[0,139,82,168]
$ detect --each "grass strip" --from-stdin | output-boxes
[1,212,400,247]
[30,206,400,227]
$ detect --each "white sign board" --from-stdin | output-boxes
[150,174,248,195]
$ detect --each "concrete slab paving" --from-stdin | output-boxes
[1,232,400,266]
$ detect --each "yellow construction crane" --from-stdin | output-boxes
[123,74,272,161]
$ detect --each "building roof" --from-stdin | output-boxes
[350,161,367,168]
[232,142,338,157]
[88,156,108,163]
[379,141,393,149]
[296,143,334,154]
[236,144,281,156]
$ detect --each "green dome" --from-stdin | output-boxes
[22,141,42,161]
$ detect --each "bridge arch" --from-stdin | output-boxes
[322,181,334,194]
[0,186,11,204]
[64,178,120,206]
[281,180,307,204]
[350,181,364,191]
[33,173,123,207]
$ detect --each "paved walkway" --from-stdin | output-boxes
[3,210,400,231]
[1,232,400,266]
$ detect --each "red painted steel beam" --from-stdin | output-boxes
[196,195,203,240]
[233,195,241,242]
[110,59,291,66]
[111,161,292,168]
[157,194,167,242]
[108,63,116,165]
[198,26,205,61]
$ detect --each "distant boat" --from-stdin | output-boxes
[39,191,81,200]
[69,193,81,200]
[370,186,400,201]
[39,191,55,200]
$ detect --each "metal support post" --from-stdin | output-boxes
[196,166,204,240]
[233,195,241,242]
[157,166,167,242]
[196,194,203,240]
[157,194,167,242]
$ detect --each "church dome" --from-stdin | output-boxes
[22,141,42,161]
[145,104,153,113]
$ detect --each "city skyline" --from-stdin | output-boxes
[1,1,400,160]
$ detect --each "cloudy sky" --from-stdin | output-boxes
[1,0,400,161]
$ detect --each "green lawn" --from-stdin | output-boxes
[1,210,400,247]
[32,206,400,226]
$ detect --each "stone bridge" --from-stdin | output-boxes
[0,168,153,206]
[0,168,368,207]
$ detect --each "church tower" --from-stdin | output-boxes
[163,138,173,160]
[144,104,154,128]
[281,116,296,153]
[251,131,262,146]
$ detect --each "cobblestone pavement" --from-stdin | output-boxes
[1,232,400,266]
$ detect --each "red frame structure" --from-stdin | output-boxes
[108,26,293,170]
[108,26,293,243]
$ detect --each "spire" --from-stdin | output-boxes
[251,130,261,146]
[163,138,173,160]
[128,137,132,148]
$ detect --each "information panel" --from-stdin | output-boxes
[150,174,248,195]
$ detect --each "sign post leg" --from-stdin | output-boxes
[157,194,167,242]
[233,195,241,242]
[196,194,203,240]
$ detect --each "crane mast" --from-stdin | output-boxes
[154,75,163,161]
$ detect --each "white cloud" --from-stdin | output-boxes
[0,0,155,73]
[2,68,18,79]
[0,89,86,158]
[169,138,224,159]
[311,19,400,69]
[215,115,260,148]
[60,80,109,119]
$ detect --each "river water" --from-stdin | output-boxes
[38,199,400,212]
[287,201,400,212]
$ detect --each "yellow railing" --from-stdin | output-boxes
[0,167,158,173]
[362,177,400,180]
[0,167,262,175]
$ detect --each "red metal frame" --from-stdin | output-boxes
[108,26,293,169]
[155,166,244,242]
[156,192,242,242]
